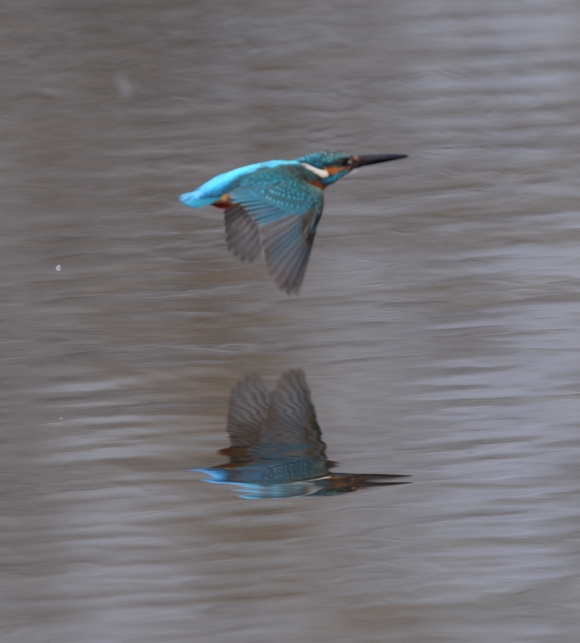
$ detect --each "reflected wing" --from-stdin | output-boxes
[259,369,327,462]
[225,167,324,294]
[226,374,270,451]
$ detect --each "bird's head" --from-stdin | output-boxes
[297,150,407,186]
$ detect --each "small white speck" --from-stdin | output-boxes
[55,264,62,271]
[58,417,64,420]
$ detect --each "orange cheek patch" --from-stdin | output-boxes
[326,164,351,177]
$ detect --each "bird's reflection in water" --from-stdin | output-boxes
[195,370,410,499]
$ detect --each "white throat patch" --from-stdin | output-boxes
[300,162,330,179]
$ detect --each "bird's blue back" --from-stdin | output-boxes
[231,164,323,219]
[180,159,301,208]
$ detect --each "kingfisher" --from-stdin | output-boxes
[194,369,410,499]
[179,150,407,294]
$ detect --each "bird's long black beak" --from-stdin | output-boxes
[351,153,407,168]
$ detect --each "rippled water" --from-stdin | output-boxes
[2,1,580,642]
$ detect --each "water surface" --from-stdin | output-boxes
[2,1,580,642]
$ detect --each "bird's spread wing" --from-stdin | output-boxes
[225,167,324,294]
[224,205,261,262]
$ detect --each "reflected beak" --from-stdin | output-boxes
[351,153,407,168]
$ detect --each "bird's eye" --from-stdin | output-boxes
[341,158,351,166]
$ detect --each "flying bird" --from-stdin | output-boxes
[194,369,410,499]
[180,151,407,294]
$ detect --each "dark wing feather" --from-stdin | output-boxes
[224,167,324,294]
[224,205,261,262]
[260,215,314,295]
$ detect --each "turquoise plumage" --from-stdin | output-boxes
[180,150,407,294]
